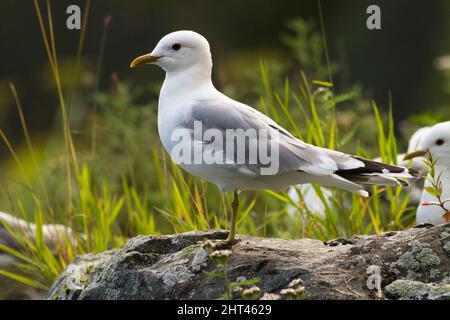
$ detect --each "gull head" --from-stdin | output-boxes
[130,30,212,73]
[406,126,431,153]
[404,121,450,165]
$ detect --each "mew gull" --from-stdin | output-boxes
[404,121,450,225]
[130,30,418,244]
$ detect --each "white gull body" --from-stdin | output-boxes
[135,31,417,196]
[412,122,450,224]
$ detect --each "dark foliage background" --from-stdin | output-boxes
[0,0,449,144]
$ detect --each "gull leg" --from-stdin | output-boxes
[225,190,239,245]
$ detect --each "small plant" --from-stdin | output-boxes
[239,286,262,300]
[421,152,450,222]
[280,278,307,300]
[201,240,260,300]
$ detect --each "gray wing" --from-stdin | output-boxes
[178,98,363,176]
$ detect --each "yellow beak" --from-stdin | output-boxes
[129,54,160,68]
[403,150,427,161]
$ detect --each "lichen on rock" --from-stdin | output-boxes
[385,280,450,300]
[389,240,441,280]
[48,250,115,300]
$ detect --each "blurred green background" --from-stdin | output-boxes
[1,0,449,142]
[0,0,449,221]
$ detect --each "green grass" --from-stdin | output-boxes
[0,1,418,291]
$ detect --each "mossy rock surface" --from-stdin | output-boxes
[385,280,450,300]
[47,224,450,300]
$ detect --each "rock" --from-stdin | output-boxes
[384,280,450,300]
[48,223,450,300]
[47,251,116,300]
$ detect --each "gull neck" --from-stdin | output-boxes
[160,63,215,103]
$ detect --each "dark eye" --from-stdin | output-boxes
[172,43,181,51]
[436,139,445,146]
